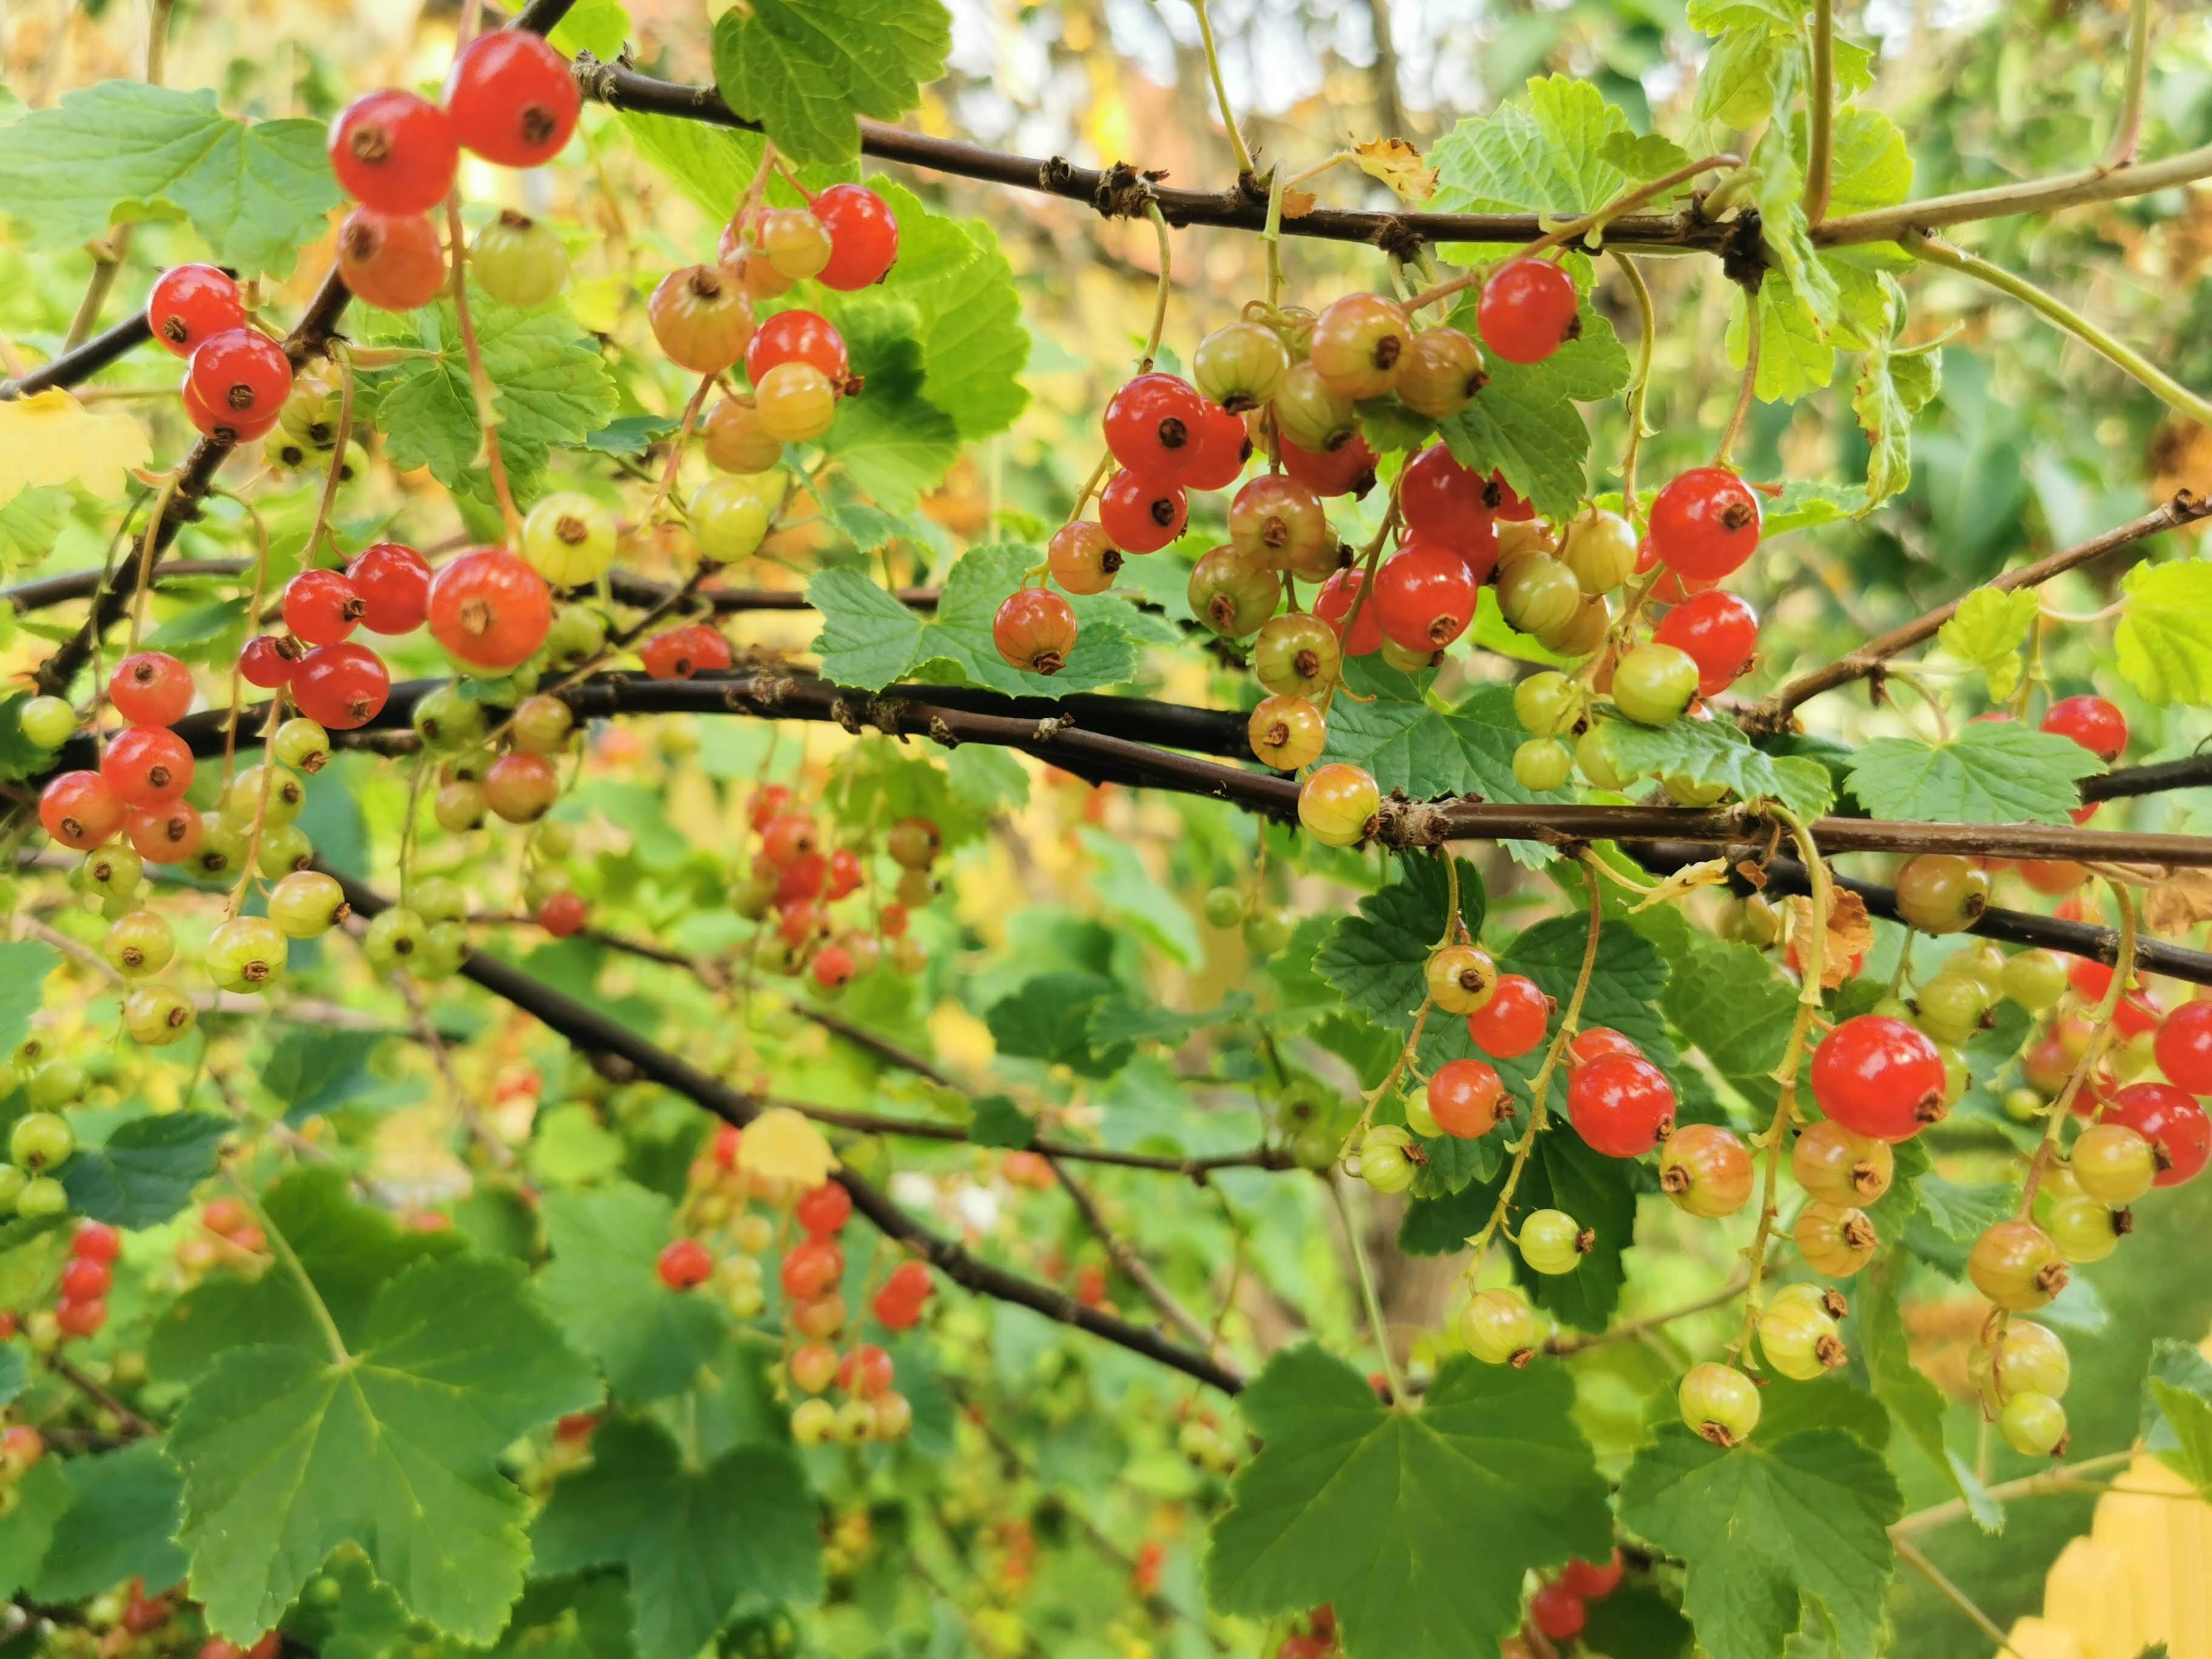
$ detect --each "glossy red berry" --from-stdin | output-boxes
[2157,1002,2212,1094]
[1374,537,1478,653]
[772,853,828,906]
[656,1237,713,1291]
[427,548,552,671]
[748,784,792,832]
[1426,1058,1509,1139]
[1278,431,1378,498]
[824,846,863,901]
[1652,589,1759,695]
[101,725,194,809]
[60,1256,110,1301]
[1529,1582,1586,1642]
[346,543,432,634]
[812,944,855,990]
[1179,400,1252,491]
[1649,467,1762,582]
[55,1300,105,1339]
[2107,1081,2209,1187]
[146,265,244,358]
[874,1259,931,1328]
[73,1221,122,1263]
[1312,567,1382,656]
[180,368,279,444]
[282,568,366,646]
[781,1237,844,1300]
[797,1181,852,1236]
[328,88,458,214]
[337,206,448,312]
[744,308,848,386]
[1399,442,1494,541]
[128,806,203,864]
[1099,470,1188,554]
[39,771,127,850]
[760,813,819,869]
[1568,1054,1676,1157]
[290,641,391,730]
[537,891,588,938]
[444,32,578,167]
[813,184,900,289]
[2042,694,2127,763]
[1560,1551,1624,1600]
[1570,1027,1643,1066]
[1104,373,1209,479]
[238,635,301,688]
[994,588,1078,675]
[110,651,194,726]
[1811,1015,1948,1142]
[1466,974,1552,1059]
[1477,257,1579,365]
[641,627,706,680]
[187,328,293,429]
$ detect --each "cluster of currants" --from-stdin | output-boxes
[1521,1550,1628,1649]
[730,793,939,991]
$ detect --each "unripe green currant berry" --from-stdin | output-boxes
[1188,544,1283,639]
[1609,643,1700,726]
[0,1168,25,1210]
[1424,944,1498,1015]
[102,910,175,979]
[1459,1287,1540,1365]
[271,717,331,774]
[24,1061,84,1110]
[422,921,470,978]
[1357,1125,1416,1194]
[1758,1297,1847,1380]
[544,605,608,668]
[1291,1118,1340,1173]
[14,1176,68,1218]
[1249,694,1328,771]
[364,907,429,972]
[18,696,77,751]
[190,817,249,880]
[1973,1319,2071,1403]
[1538,593,1612,660]
[1560,509,1638,595]
[1733,893,1782,947]
[790,1397,838,1446]
[534,820,577,859]
[1768,1281,1846,1323]
[1998,1391,2067,1457]
[510,695,575,755]
[80,845,143,900]
[1679,1362,1760,1448]
[1270,361,1357,453]
[2045,1195,2124,1264]
[268,870,350,938]
[730,873,776,921]
[1403,1092,1442,1139]
[411,877,469,926]
[472,210,569,309]
[1518,1208,1590,1275]
[1297,763,1379,848]
[1497,556,1581,638]
[2071,1123,2157,1207]
[256,825,315,879]
[2003,1086,2046,1123]
[1202,886,1247,929]
[207,915,287,994]
[1791,1119,1892,1205]
[1251,613,1343,700]
[223,765,306,828]
[2001,949,2069,1012]
[1243,906,1295,955]
[1968,1219,2069,1310]
[1915,972,1991,1047]
[689,476,772,564]
[1513,671,1583,738]
[414,684,490,752]
[522,491,619,588]
[123,984,196,1046]
[435,782,489,834]
[1951,940,2010,998]
[1193,320,1291,412]
[1794,1201,1878,1277]
[1574,724,1631,791]
[1514,738,1573,792]
[1893,854,1991,935]
[9,1112,73,1173]
[1662,771,1728,807]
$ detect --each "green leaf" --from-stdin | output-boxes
[1593,713,1836,820]
[966,1094,1036,1149]
[0,83,339,276]
[0,487,70,570]
[808,566,926,690]
[1435,309,1630,520]
[261,1025,389,1125]
[1694,28,1793,128]
[1764,479,1871,537]
[0,1347,26,1408]
[1619,1427,1902,1659]
[1685,0,1802,30]
[2116,558,2212,706]
[0,942,60,1059]
[1465,1126,1639,1328]
[1581,1582,1695,1658]
[711,0,949,165]
[31,1441,188,1602]
[537,1183,730,1406]
[1656,929,1801,1116]
[1430,75,1641,219]
[169,1245,597,1642]
[1313,854,1486,1035]
[987,972,1131,1078]
[548,0,629,59]
[1852,295,1938,509]
[1321,679,1548,806]
[1844,722,2103,825]
[533,1416,823,1659]
[1936,586,2039,703]
[907,544,1139,696]
[1823,107,1914,216]
[2149,1381,2212,1496]
[1206,1346,1611,1658]
[1854,1256,1959,1503]
[1728,272,1835,403]
[1599,131,1696,190]
[0,1460,72,1599]
[60,1111,229,1229]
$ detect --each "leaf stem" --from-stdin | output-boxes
[1714,290,1762,468]
[442,190,524,544]
[2106,0,2153,170]
[1139,203,1173,373]
[232,1176,351,1367]
[1188,0,1254,180]
[1893,1536,2029,1658]
[1611,252,1657,526]
[1332,1176,1406,1404]
[1544,1272,1751,1356]
[1804,0,1835,224]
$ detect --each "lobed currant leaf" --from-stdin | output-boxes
[0,391,154,507]
[0,486,71,572]
[1595,713,1838,821]
[0,941,62,1059]
[30,1441,188,1603]
[1843,721,2103,824]
[710,0,951,165]
[59,1110,229,1229]
[2115,557,2212,706]
[1934,585,2039,702]
[536,1183,733,1406]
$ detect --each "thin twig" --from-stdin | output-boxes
[1893,1536,2027,1658]
[1047,1156,1233,1365]
[1544,1273,1751,1355]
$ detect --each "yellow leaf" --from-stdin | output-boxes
[1280,189,1317,220]
[1786,888,1873,990]
[1352,137,1437,204]
[0,390,152,504]
[2145,868,2212,935]
[1629,857,1732,914]
[737,1106,839,1186]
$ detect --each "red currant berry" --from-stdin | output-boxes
[328,88,458,214]
[427,548,552,672]
[39,771,127,850]
[813,184,900,289]
[1811,1014,1948,1142]
[282,567,366,646]
[73,1221,122,1263]
[649,265,755,374]
[781,1237,844,1300]
[1529,1582,1586,1642]
[180,368,279,444]
[55,1299,106,1339]
[744,308,849,386]
[1104,373,1209,479]
[993,588,1078,675]
[2107,1081,2209,1187]
[760,813,820,869]
[772,852,828,906]
[748,783,793,832]
[2157,1002,2212,1094]
[2115,984,2164,1040]
[656,1237,713,1291]
[1486,472,1534,520]
[187,328,293,429]
[238,635,301,688]
[1649,467,1762,582]
[101,725,195,809]
[1399,442,1493,539]
[874,1260,930,1328]
[1476,257,1578,365]
[338,206,448,312]
[824,846,863,900]
[880,902,910,937]
[1426,1058,1509,1139]
[1570,1027,1643,1066]
[290,641,391,730]
[641,627,706,680]
[1278,431,1378,498]
[1567,1053,1676,1157]
[128,806,204,865]
[109,650,194,727]
[838,1342,894,1398]
[444,32,579,167]
[484,752,559,823]
[2041,694,2128,763]
[1179,400,1253,492]
[346,543,432,635]
[1374,536,1477,653]
[797,1181,853,1236]
[60,1256,110,1301]
[146,264,244,358]
[1652,589,1759,696]
[812,944,855,990]
[537,891,588,938]
[777,898,823,948]
[1312,567,1382,656]
[1098,470,1189,554]
[1560,1551,1624,1600]
[1466,974,1552,1059]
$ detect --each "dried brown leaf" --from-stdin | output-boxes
[1281,189,1317,219]
[1352,137,1437,203]
[1787,888,1873,989]
[2145,868,2212,935]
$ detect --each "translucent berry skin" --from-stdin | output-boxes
[2041,694,2127,763]
[128,806,203,863]
[1374,537,1478,653]
[1425,944,1498,1016]
[39,771,127,850]
[1459,1287,1539,1365]
[1968,1219,2069,1310]
[337,206,448,312]
[485,752,559,823]
[1659,1122,1753,1218]
[1466,974,1552,1059]
[1648,467,1763,581]
[1188,544,1281,638]
[283,567,365,646]
[290,642,391,730]
[1296,764,1380,848]
[744,308,849,385]
[797,1181,852,1236]
[346,543,431,634]
[1098,470,1188,554]
[992,588,1078,676]
[1047,521,1122,595]
[2107,1081,2209,1187]
[1399,442,1493,542]
[753,361,837,442]
[147,264,244,358]
[101,725,194,809]
[1567,1054,1676,1158]
[657,1237,713,1291]
[780,1238,844,1300]
[1179,400,1252,491]
[537,891,588,938]
[1230,474,1333,574]
[2157,1002,2212,1094]
[444,32,579,167]
[813,185,900,289]
[1277,431,1378,499]
[1104,372,1209,479]
[1570,1027,1642,1066]
[1652,589,1760,696]
[1791,1118,1893,1205]
[328,88,458,214]
[1312,567,1382,656]
[1810,1014,1948,1142]
[73,1221,121,1264]
[471,210,568,308]
[649,265,755,374]
[1307,293,1411,400]
[1529,1582,1585,1642]
[1476,257,1579,365]
[1247,694,1327,770]
[1678,1361,1760,1448]
[187,328,294,428]
[427,548,552,671]
[1427,1058,1508,1138]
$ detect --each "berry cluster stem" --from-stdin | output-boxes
[1188,0,1254,180]
[443,189,524,544]
[2017,877,2137,1215]
[302,342,359,567]
[1714,291,1762,469]
[1138,203,1173,373]
[1332,1175,1407,1405]
[1612,251,1657,527]
[224,696,287,921]
[1804,0,1836,225]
